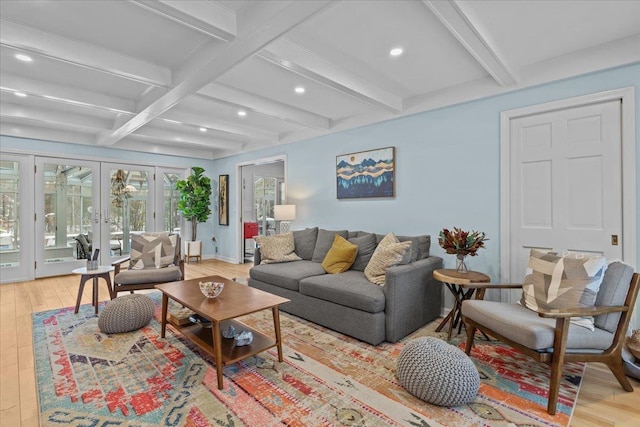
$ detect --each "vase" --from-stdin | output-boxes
[456,254,469,274]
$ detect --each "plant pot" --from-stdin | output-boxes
[185,240,202,263]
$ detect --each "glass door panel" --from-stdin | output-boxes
[0,154,33,283]
[159,169,182,233]
[255,176,276,236]
[102,164,154,265]
[35,158,100,278]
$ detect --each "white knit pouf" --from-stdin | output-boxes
[397,337,480,406]
[98,294,155,334]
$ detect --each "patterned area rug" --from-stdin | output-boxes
[33,293,584,426]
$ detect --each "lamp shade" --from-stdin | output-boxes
[274,204,296,221]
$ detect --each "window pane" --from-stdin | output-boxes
[43,164,93,262]
[110,169,148,254]
[0,161,19,267]
[164,172,180,233]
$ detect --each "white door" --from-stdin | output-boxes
[508,100,622,292]
[35,157,101,277]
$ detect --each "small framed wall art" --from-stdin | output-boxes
[219,174,229,225]
[336,147,395,199]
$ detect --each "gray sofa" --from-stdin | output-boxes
[248,228,443,345]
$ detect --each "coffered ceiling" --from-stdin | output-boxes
[1,0,639,159]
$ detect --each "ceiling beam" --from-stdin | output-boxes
[197,83,330,130]
[130,126,245,151]
[0,74,135,113]
[117,135,219,159]
[422,0,518,86]
[0,102,112,130]
[0,19,171,87]
[128,1,334,127]
[129,0,236,41]
[260,39,403,113]
[97,0,333,146]
[0,121,97,145]
[162,107,279,141]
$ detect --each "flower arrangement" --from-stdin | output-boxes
[438,227,488,257]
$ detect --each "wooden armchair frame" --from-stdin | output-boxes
[463,272,639,415]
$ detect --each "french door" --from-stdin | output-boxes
[32,160,178,278]
[0,154,33,283]
[0,154,184,282]
[35,157,102,277]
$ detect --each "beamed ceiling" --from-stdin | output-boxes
[1,0,639,159]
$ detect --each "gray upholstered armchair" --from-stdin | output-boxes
[112,232,184,296]
[462,261,639,415]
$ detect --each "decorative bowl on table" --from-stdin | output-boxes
[199,281,224,298]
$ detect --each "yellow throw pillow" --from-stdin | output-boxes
[365,233,411,285]
[255,233,301,264]
[321,235,358,274]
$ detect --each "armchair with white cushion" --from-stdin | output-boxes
[462,259,639,415]
[112,232,184,296]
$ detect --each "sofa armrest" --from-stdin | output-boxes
[383,256,443,342]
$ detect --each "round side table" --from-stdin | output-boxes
[72,266,115,315]
[433,269,490,341]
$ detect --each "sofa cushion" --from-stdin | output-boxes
[520,249,607,330]
[312,229,349,262]
[462,300,615,350]
[255,232,302,264]
[250,260,326,292]
[397,235,430,261]
[299,270,385,313]
[365,233,412,285]
[349,233,378,271]
[322,235,358,274]
[293,227,318,260]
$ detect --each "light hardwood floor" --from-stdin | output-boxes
[1,259,638,426]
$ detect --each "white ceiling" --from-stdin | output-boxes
[1,0,639,160]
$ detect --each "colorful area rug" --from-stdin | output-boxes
[33,293,584,426]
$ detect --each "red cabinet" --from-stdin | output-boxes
[243,222,259,239]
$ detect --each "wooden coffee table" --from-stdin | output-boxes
[156,275,290,389]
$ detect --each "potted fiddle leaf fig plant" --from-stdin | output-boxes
[176,167,212,262]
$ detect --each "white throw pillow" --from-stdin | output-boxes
[255,233,301,264]
[520,249,607,330]
[364,233,411,286]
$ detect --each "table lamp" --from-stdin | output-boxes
[274,204,296,234]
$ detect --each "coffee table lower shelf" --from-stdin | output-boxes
[177,319,276,366]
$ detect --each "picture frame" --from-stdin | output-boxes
[218,174,229,226]
[336,147,395,199]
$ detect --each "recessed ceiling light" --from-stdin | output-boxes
[390,47,403,57]
[15,53,33,62]
[237,110,247,117]
[199,127,207,132]
[14,92,27,97]
[294,86,305,94]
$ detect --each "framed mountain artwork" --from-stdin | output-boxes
[336,147,395,199]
